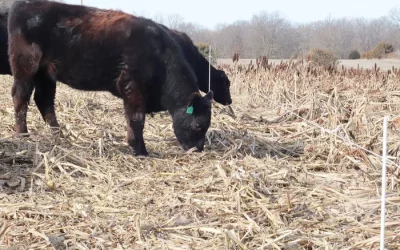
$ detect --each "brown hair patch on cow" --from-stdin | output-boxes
[82,10,133,39]
[47,61,57,78]
[58,17,83,29]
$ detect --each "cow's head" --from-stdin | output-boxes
[211,70,232,105]
[172,91,213,152]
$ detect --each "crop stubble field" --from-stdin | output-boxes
[218,58,400,71]
[1,59,400,249]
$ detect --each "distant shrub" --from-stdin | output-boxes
[349,50,361,59]
[361,42,395,59]
[196,43,217,64]
[306,48,338,67]
[232,52,239,63]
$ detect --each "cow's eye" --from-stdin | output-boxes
[194,124,201,131]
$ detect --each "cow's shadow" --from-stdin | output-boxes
[204,128,304,159]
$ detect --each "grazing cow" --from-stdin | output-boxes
[8,0,214,156]
[165,26,232,106]
[1,9,231,105]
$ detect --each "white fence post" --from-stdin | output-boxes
[380,116,389,250]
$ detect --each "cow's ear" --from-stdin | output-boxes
[187,92,202,114]
[187,92,202,107]
[187,92,212,114]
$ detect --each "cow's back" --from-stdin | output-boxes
[8,0,198,103]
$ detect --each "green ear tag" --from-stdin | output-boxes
[186,106,194,114]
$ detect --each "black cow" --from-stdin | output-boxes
[167,27,232,106]
[1,9,231,106]
[1,9,232,106]
[8,0,213,156]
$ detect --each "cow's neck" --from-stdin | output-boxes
[162,52,198,114]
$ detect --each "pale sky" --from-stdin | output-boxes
[64,0,400,29]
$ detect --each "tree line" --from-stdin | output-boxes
[152,8,400,59]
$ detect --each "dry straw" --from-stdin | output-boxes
[1,59,400,249]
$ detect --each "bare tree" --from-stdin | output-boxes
[165,14,185,30]
[175,22,200,37]
[152,12,165,24]
[389,7,400,26]
[249,11,293,58]
[128,8,400,59]
[150,13,200,38]
[292,24,312,58]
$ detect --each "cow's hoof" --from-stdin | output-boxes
[135,154,149,158]
[15,132,30,138]
[135,148,149,157]
[15,128,29,138]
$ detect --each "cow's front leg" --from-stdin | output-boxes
[120,81,148,156]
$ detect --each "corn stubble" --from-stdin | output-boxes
[0,57,400,249]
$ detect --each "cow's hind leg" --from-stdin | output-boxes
[33,70,60,131]
[11,78,35,134]
[9,40,42,135]
[118,77,148,156]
